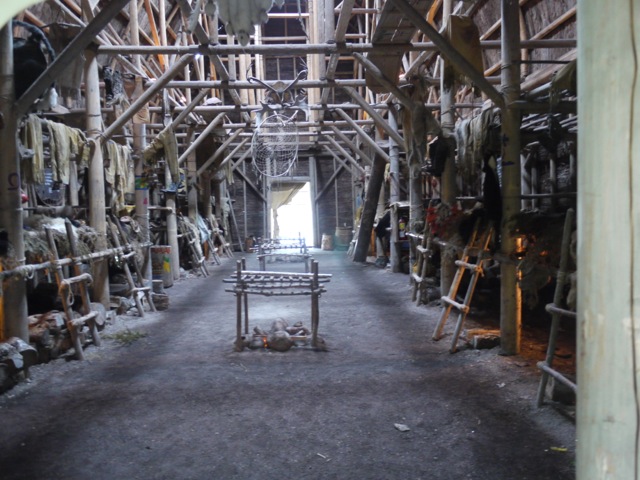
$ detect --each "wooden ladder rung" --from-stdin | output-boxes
[454,260,483,271]
[60,273,93,287]
[545,303,576,319]
[69,311,99,327]
[441,296,470,313]
[131,286,151,293]
[537,361,577,392]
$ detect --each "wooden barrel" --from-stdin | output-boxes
[334,227,352,250]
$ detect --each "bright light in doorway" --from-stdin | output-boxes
[275,183,314,245]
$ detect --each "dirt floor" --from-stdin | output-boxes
[0,250,575,480]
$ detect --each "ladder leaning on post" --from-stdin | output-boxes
[432,220,493,353]
[178,214,209,277]
[536,208,576,406]
[45,223,101,361]
[410,231,434,305]
[108,216,156,317]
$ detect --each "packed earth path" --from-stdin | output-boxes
[0,250,575,480]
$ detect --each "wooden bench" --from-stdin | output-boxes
[223,259,331,351]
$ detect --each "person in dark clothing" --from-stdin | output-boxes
[374,210,391,266]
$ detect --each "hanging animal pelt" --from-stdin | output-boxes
[401,74,441,165]
[188,0,285,46]
[12,20,58,111]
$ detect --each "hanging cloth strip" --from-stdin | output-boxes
[21,114,45,184]
[47,121,71,184]
[143,126,179,184]
[104,141,133,213]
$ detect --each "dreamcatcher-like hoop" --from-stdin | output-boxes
[251,112,299,177]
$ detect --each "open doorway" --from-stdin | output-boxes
[271,182,314,245]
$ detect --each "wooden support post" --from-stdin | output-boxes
[311,261,320,348]
[85,48,109,307]
[499,0,522,355]
[241,258,248,335]
[309,156,320,248]
[352,154,387,262]
[235,260,244,351]
[577,2,639,478]
[388,112,401,273]
[0,25,28,341]
[130,0,152,283]
[439,0,458,300]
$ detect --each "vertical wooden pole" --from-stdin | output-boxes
[388,111,401,273]
[235,260,243,351]
[241,257,248,334]
[311,260,319,348]
[499,0,522,355]
[577,2,639,478]
[439,0,458,299]
[310,156,320,247]
[130,0,152,283]
[158,0,168,71]
[163,91,180,280]
[187,128,198,223]
[0,24,28,341]
[353,154,387,262]
[85,48,110,307]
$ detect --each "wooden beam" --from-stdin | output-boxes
[323,143,359,174]
[353,52,413,109]
[175,0,251,123]
[177,113,227,165]
[341,86,405,147]
[196,128,246,177]
[101,54,193,142]
[158,79,367,89]
[334,108,390,162]
[234,166,267,204]
[97,38,576,56]
[328,126,374,167]
[219,138,251,170]
[143,0,165,69]
[388,0,505,109]
[315,161,345,202]
[323,135,365,172]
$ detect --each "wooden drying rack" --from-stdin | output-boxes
[223,259,331,351]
